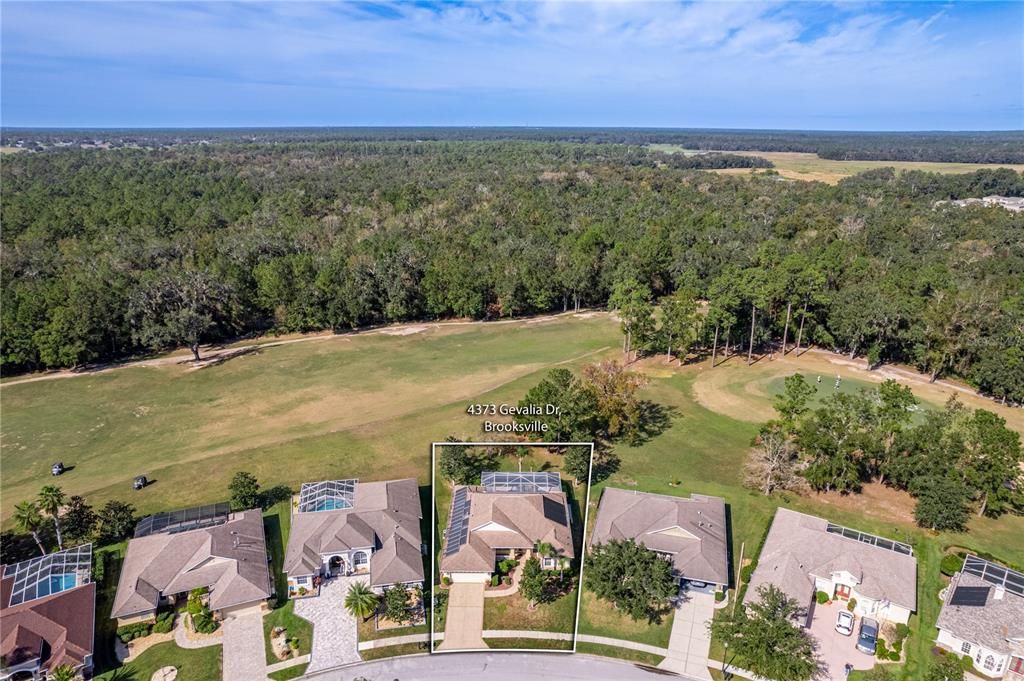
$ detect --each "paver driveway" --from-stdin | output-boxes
[294,575,361,671]
[437,582,486,650]
[808,602,874,681]
[658,588,714,680]
[221,605,266,681]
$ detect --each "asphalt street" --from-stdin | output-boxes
[302,651,701,681]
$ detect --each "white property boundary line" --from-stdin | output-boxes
[429,441,596,656]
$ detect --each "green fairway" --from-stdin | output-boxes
[1,315,618,521]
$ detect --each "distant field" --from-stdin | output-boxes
[648,145,1024,184]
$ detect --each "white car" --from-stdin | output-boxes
[835,610,855,636]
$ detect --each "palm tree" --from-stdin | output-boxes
[13,501,46,555]
[344,581,379,622]
[49,665,77,681]
[38,485,66,550]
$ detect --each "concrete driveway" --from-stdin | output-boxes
[437,582,486,651]
[808,602,875,681]
[658,587,714,680]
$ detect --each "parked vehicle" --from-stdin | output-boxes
[856,618,879,654]
[51,462,65,476]
[133,475,148,490]
[835,610,855,636]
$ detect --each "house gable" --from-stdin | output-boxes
[648,525,699,541]
[472,520,516,533]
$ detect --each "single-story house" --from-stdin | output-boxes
[745,508,917,626]
[440,471,574,583]
[935,555,1024,678]
[1,544,96,681]
[111,504,272,625]
[589,487,729,592]
[283,478,424,596]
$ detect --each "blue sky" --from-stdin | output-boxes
[1,1,1021,130]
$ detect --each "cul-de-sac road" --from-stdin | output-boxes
[302,651,706,681]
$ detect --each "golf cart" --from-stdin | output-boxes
[51,462,65,476]
[133,475,148,490]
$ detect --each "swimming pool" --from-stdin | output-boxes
[35,573,77,599]
[313,499,352,512]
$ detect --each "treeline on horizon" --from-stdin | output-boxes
[3,126,1024,163]
[1,141,1023,403]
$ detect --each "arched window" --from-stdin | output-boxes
[353,551,369,569]
[984,655,995,671]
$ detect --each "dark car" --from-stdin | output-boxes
[51,462,65,476]
[133,475,148,490]
[856,617,879,655]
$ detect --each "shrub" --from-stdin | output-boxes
[441,575,451,586]
[117,622,152,642]
[740,561,757,584]
[876,640,889,659]
[889,639,902,661]
[91,553,106,583]
[715,591,726,602]
[491,574,500,587]
[847,598,857,612]
[960,655,975,671]
[816,590,830,605]
[941,553,966,576]
[191,611,219,634]
[152,612,175,634]
[894,623,911,643]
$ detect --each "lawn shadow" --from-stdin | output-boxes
[260,485,292,509]
[631,401,678,446]
[262,512,287,600]
[102,666,139,681]
[590,445,620,484]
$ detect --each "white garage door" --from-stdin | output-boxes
[449,572,490,583]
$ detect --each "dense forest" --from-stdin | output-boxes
[4,127,1024,163]
[2,141,1023,402]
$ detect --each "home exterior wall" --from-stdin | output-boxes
[813,573,911,625]
[115,611,157,627]
[936,628,1009,678]
[370,580,423,595]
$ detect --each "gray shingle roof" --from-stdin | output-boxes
[589,487,729,586]
[937,569,1024,654]
[284,478,424,588]
[745,508,917,614]
[112,508,271,619]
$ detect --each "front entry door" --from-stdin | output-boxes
[835,584,852,600]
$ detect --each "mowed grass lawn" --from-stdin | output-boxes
[1,315,619,521]
[94,641,222,681]
[483,588,578,634]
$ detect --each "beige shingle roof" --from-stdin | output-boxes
[440,486,574,573]
[937,569,1024,654]
[589,487,729,586]
[745,508,917,614]
[112,509,271,619]
[284,479,424,588]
